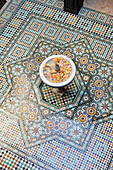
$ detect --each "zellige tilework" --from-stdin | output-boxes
[0,0,113,169]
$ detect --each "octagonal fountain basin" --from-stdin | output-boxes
[39,55,76,88]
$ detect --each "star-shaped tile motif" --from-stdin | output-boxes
[1,39,112,149]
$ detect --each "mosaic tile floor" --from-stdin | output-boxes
[0,0,113,169]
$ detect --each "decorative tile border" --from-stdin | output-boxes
[79,7,113,26]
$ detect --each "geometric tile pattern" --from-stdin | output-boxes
[84,119,113,170]
[0,1,113,101]
[0,12,112,103]
[0,2,112,56]
[36,71,83,117]
[0,0,113,169]
[41,80,79,107]
[0,38,112,154]
[79,7,113,26]
[0,118,112,170]
[0,146,43,170]
[32,40,112,120]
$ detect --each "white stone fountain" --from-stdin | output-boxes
[39,55,76,96]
